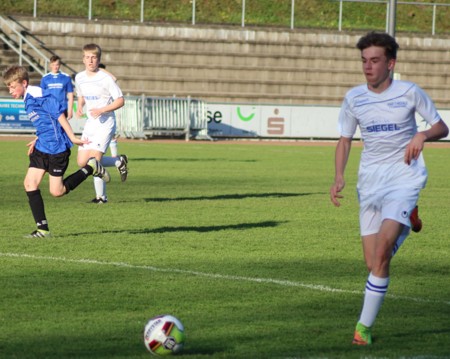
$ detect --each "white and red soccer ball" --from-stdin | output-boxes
[143,314,185,356]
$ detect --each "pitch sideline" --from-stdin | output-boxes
[1,251,448,306]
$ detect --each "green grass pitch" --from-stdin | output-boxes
[0,138,449,358]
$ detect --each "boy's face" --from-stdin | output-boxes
[7,80,27,99]
[50,60,61,74]
[361,46,395,92]
[83,51,100,72]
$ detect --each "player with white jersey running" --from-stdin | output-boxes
[75,43,128,204]
[330,31,448,346]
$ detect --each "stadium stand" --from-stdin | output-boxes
[1,16,449,108]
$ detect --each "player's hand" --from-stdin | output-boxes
[404,132,426,165]
[330,178,345,207]
[72,137,91,146]
[26,138,37,156]
[90,108,102,119]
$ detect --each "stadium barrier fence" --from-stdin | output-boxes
[110,95,210,141]
[0,95,210,141]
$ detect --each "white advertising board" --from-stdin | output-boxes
[207,103,450,140]
[207,103,359,139]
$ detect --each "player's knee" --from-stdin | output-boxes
[24,179,37,192]
[49,188,65,197]
[77,158,86,167]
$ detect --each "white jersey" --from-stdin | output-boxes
[75,70,123,152]
[75,70,123,125]
[338,80,441,201]
[339,80,441,167]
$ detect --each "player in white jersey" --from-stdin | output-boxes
[75,44,129,203]
[329,32,448,346]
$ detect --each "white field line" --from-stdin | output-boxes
[1,252,449,306]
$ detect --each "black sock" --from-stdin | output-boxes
[63,167,92,194]
[26,189,49,231]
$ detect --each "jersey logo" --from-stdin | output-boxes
[28,111,39,122]
[387,101,408,108]
[366,124,401,133]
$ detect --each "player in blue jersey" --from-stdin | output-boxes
[40,55,74,120]
[329,32,448,345]
[3,65,111,238]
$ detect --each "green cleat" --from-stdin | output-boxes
[352,322,372,345]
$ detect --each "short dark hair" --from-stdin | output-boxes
[356,31,399,60]
[50,55,61,63]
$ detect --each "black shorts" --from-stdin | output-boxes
[29,148,71,177]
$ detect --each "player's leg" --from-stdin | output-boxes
[48,149,100,196]
[92,176,108,203]
[24,166,49,238]
[391,225,410,256]
[77,148,110,182]
[89,150,109,203]
[78,140,111,203]
[101,154,129,182]
[354,219,404,345]
[79,125,115,202]
[354,190,416,345]
[104,136,128,183]
[109,137,118,157]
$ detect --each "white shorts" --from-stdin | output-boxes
[359,188,420,236]
[357,160,426,236]
[79,117,116,154]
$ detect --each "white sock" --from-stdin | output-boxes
[101,156,117,167]
[358,273,389,327]
[110,138,118,157]
[93,176,106,200]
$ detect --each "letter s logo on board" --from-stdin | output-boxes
[267,109,284,135]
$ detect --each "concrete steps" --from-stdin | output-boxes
[0,16,449,108]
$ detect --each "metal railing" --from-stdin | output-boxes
[24,0,450,35]
[116,96,210,141]
[337,0,450,36]
[0,15,79,79]
[0,15,48,75]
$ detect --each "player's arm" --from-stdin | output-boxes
[330,136,352,207]
[57,113,88,146]
[89,96,124,119]
[404,119,449,165]
[76,96,85,117]
[67,91,74,120]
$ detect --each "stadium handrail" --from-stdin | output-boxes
[0,15,48,75]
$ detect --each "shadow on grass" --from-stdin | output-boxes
[132,157,257,163]
[66,220,285,237]
[144,192,324,202]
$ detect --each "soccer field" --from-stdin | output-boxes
[0,138,449,359]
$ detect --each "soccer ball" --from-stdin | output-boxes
[143,314,186,356]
